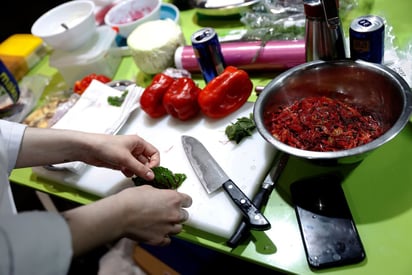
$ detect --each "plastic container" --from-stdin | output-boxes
[49,26,121,87]
[0,34,47,80]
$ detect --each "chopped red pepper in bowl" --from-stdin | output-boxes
[265,96,384,152]
[253,59,412,165]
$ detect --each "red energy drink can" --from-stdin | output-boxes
[191,27,226,83]
[349,15,385,63]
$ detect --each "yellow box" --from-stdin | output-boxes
[0,34,48,80]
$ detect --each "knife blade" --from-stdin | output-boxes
[181,135,271,230]
[226,151,289,248]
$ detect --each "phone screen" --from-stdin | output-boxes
[290,174,366,269]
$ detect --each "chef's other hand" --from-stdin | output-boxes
[118,185,193,246]
[63,185,192,256]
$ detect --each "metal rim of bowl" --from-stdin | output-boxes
[107,80,135,91]
[253,59,412,161]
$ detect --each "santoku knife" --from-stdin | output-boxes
[181,135,271,230]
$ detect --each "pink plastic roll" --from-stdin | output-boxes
[174,40,306,73]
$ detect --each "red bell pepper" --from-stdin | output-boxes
[140,73,175,118]
[162,77,201,121]
[73,73,111,95]
[198,66,253,119]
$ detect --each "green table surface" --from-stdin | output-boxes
[10,1,412,274]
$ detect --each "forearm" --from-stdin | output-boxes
[15,127,91,168]
[62,194,125,256]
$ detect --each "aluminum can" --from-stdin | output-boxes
[349,15,385,63]
[0,60,20,108]
[191,27,226,83]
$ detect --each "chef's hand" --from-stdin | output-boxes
[118,185,193,246]
[80,133,160,180]
[63,185,192,256]
[17,128,159,181]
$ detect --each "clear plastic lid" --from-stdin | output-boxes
[50,26,116,66]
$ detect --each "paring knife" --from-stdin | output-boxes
[181,135,271,230]
[226,151,289,248]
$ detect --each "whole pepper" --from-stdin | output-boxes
[140,73,175,118]
[162,77,201,121]
[198,66,253,119]
[73,73,111,95]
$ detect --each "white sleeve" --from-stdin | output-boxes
[0,120,73,273]
[0,120,26,173]
[0,211,73,275]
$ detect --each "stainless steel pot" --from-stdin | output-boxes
[253,59,412,164]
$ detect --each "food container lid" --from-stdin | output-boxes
[50,26,116,66]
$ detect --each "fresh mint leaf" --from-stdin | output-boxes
[225,113,256,144]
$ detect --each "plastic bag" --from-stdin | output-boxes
[1,74,50,123]
[381,17,412,87]
[239,0,358,41]
[23,87,74,128]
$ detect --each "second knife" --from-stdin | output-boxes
[227,151,289,247]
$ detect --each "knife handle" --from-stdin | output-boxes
[222,179,271,231]
[226,152,289,248]
[226,186,272,247]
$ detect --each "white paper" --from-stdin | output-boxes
[50,79,142,173]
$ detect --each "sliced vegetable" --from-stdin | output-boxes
[73,73,111,95]
[162,77,201,121]
[225,113,256,143]
[198,66,253,119]
[140,73,174,118]
[265,96,384,151]
[132,166,187,189]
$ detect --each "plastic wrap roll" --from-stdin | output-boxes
[174,40,305,73]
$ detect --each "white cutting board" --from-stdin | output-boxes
[33,102,277,239]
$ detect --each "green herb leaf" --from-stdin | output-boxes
[225,113,256,144]
[132,166,187,189]
[108,90,128,107]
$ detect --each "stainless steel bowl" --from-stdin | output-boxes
[254,59,412,164]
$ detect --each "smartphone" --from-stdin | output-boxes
[290,173,366,269]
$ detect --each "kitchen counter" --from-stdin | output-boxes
[9,1,412,274]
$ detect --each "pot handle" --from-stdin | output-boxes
[405,88,412,116]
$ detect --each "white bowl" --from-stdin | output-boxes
[160,3,180,23]
[104,0,161,38]
[31,1,96,52]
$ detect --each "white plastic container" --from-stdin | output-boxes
[49,26,122,87]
